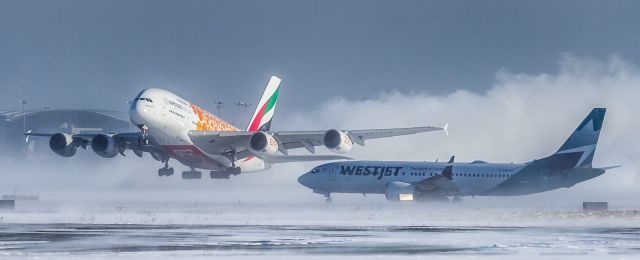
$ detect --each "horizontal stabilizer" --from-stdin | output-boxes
[597,165,622,171]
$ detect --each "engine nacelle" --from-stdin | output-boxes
[249,132,279,155]
[49,133,77,157]
[323,129,353,154]
[91,134,119,158]
[385,181,416,201]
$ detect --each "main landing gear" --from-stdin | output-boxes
[182,167,202,179]
[210,167,241,179]
[158,160,174,177]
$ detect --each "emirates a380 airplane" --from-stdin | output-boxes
[28,76,447,179]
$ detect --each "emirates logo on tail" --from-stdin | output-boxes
[247,76,281,132]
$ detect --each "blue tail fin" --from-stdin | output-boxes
[555,108,606,168]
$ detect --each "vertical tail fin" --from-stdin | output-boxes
[246,76,281,132]
[555,108,606,168]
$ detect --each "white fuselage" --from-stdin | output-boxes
[128,88,267,172]
[298,161,526,196]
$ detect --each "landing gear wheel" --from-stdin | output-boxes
[182,168,202,179]
[158,167,174,177]
[210,167,241,179]
[210,170,230,179]
[157,159,174,177]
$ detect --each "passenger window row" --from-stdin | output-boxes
[410,172,511,178]
[455,173,510,178]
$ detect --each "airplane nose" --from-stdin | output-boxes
[297,173,311,188]
[129,101,148,126]
[129,108,144,126]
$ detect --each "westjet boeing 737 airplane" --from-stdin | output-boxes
[27,76,446,179]
[298,108,618,202]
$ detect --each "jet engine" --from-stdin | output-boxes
[323,129,353,154]
[49,133,77,157]
[385,181,416,201]
[91,134,119,158]
[249,132,279,155]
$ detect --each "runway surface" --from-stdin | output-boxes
[1,202,640,259]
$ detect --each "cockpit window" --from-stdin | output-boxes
[136,98,153,103]
[310,168,320,174]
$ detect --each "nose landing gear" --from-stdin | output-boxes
[138,125,150,145]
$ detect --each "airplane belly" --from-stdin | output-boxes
[343,182,383,194]
[153,125,223,170]
[453,178,489,196]
[453,180,475,195]
[473,179,502,196]
[162,145,222,170]
[338,175,386,194]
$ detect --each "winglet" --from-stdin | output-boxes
[442,123,449,136]
[25,130,31,143]
[447,155,455,164]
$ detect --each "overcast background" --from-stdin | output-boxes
[1,0,639,207]
[2,0,640,114]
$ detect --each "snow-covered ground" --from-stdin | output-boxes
[1,200,639,259]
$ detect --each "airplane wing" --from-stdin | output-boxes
[414,156,459,195]
[274,124,447,148]
[188,124,447,163]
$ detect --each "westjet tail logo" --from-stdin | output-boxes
[340,166,402,180]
